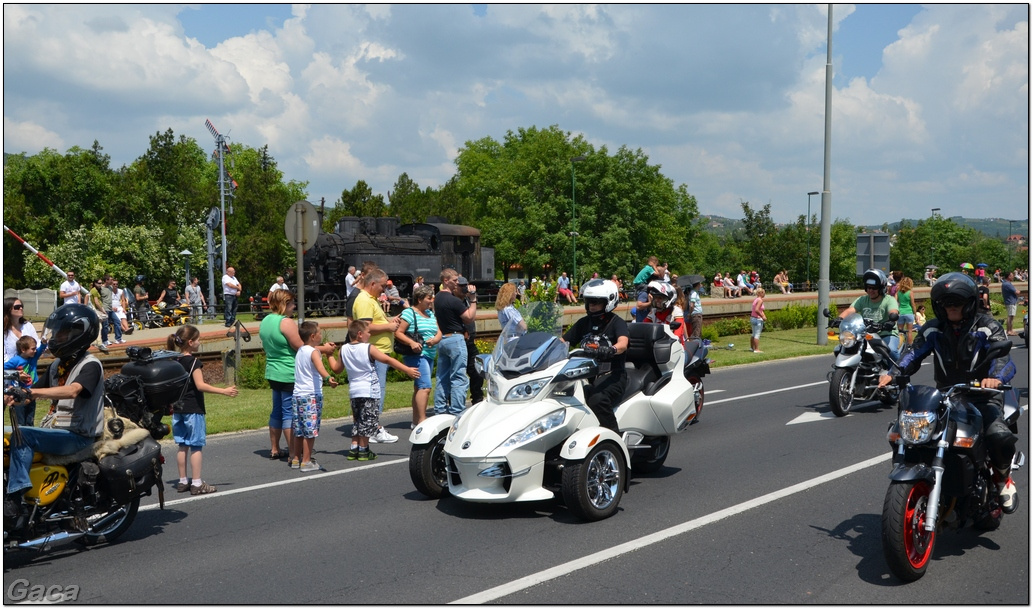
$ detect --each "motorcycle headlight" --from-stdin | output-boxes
[899,410,938,445]
[501,410,566,449]
[839,330,857,349]
[487,378,500,401]
[505,377,551,402]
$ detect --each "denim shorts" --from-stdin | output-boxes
[751,317,764,339]
[403,354,433,390]
[172,413,207,448]
[897,314,915,325]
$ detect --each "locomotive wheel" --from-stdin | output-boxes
[320,293,341,317]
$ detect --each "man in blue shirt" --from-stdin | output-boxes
[1001,270,1019,335]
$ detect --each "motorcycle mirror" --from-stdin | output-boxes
[474,353,492,378]
[887,312,899,322]
[822,308,831,318]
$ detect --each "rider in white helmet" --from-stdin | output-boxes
[561,279,628,434]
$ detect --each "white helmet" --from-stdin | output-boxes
[581,278,619,318]
[647,280,674,310]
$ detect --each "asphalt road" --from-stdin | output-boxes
[4,338,1028,604]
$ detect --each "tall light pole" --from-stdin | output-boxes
[807,191,819,290]
[571,155,586,291]
[930,208,940,273]
[1008,219,1015,270]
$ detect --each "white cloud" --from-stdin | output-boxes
[3,117,65,153]
[2,4,1026,224]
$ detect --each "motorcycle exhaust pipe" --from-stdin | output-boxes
[15,530,86,552]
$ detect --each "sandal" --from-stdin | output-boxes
[269,448,287,460]
[190,481,217,495]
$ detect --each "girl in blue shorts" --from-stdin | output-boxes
[168,325,238,495]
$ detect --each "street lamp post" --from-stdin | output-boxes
[571,155,586,292]
[180,249,193,285]
[1008,219,1015,270]
[930,208,940,273]
[807,191,819,290]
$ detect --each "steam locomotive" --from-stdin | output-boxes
[301,215,496,316]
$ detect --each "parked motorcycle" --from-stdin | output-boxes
[823,308,900,416]
[408,302,702,521]
[3,346,185,554]
[152,301,191,327]
[881,339,1024,582]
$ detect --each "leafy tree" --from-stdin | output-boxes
[222,145,307,294]
[387,172,428,223]
[454,125,703,286]
[336,180,386,218]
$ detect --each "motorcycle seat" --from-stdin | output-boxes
[621,323,677,400]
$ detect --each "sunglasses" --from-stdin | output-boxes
[12,304,23,310]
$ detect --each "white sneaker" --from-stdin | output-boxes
[102,341,112,347]
[1000,478,1018,514]
[369,428,398,444]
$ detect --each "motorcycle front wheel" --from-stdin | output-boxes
[79,498,140,546]
[882,481,935,582]
[562,441,625,521]
[409,431,449,499]
[828,368,854,417]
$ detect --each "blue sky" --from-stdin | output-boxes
[4,4,1028,227]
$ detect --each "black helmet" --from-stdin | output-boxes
[43,304,100,361]
[135,275,145,284]
[862,268,887,296]
[930,272,977,324]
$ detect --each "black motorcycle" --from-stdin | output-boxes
[4,347,184,554]
[881,340,1024,582]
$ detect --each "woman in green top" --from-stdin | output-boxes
[258,290,337,462]
[259,290,302,461]
[895,276,917,347]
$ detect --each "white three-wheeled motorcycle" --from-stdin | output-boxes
[408,302,705,521]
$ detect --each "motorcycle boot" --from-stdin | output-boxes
[995,469,1019,514]
[4,492,30,535]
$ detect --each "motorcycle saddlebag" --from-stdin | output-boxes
[98,437,163,503]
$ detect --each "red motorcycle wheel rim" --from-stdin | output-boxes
[904,481,935,569]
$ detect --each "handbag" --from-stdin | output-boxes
[396,311,425,356]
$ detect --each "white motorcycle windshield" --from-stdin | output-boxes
[494,302,568,377]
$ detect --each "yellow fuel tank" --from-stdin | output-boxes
[25,463,69,506]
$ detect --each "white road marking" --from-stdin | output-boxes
[139,458,407,510]
[706,380,828,406]
[786,411,846,425]
[450,453,892,604]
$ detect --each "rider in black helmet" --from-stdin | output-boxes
[879,272,1019,512]
[4,304,107,530]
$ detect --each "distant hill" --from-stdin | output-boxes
[700,215,1028,240]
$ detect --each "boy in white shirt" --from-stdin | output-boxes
[335,320,419,461]
[291,321,338,472]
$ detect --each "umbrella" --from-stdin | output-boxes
[976,262,989,268]
[960,262,974,270]
[925,265,938,270]
[676,274,705,289]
